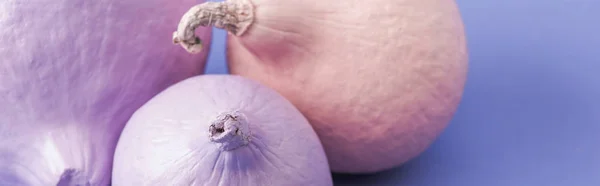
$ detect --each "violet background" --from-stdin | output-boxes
[203,0,600,185]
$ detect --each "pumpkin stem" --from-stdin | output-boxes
[56,169,90,186]
[208,111,251,151]
[173,0,255,53]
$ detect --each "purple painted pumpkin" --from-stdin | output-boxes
[0,0,211,185]
[112,75,333,186]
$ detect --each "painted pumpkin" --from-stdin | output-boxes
[0,0,211,185]
[112,75,333,186]
[173,0,468,173]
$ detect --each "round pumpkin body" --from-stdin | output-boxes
[0,0,211,185]
[112,75,333,186]
[223,0,469,173]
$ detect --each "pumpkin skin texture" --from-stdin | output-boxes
[0,0,211,185]
[112,75,333,186]
[173,0,468,173]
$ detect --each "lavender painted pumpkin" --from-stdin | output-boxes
[112,75,333,186]
[0,0,211,185]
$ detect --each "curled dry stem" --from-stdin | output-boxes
[172,0,255,53]
[208,111,252,151]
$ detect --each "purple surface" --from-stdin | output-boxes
[0,0,210,185]
[204,0,600,185]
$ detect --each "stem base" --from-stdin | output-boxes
[208,111,251,151]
